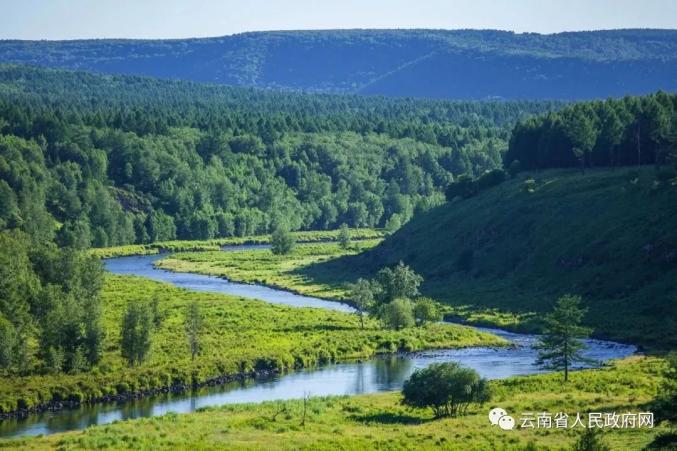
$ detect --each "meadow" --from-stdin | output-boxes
[0,272,504,416]
[155,240,381,300]
[88,229,385,258]
[2,356,670,450]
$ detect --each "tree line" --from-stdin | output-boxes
[505,91,677,171]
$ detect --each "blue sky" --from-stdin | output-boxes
[1,0,676,40]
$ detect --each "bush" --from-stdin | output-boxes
[445,174,477,200]
[477,168,506,190]
[413,298,442,326]
[271,227,296,255]
[401,362,490,418]
[381,298,415,330]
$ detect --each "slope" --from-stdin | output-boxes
[302,168,677,349]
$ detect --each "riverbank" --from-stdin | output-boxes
[3,356,669,450]
[0,273,505,420]
[88,228,385,258]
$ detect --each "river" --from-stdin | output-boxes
[0,248,636,438]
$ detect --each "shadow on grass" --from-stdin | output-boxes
[350,411,431,425]
[273,324,358,332]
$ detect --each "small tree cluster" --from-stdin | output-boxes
[120,301,154,366]
[347,262,441,330]
[271,226,296,255]
[401,362,491,418]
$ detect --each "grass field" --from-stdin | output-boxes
[156,240,381,300]
[3,356,669,450]
[0,272,504,416]
[89,228,385,258]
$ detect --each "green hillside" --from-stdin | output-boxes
[303,168,677,350]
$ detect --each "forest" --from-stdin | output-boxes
[505,91,677,170]
[1,29,676,99]
[0,64,559,248]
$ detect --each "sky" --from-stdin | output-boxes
[1,0,677,40]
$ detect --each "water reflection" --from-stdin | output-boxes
[0,253,637,439]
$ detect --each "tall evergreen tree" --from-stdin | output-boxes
[535,295,593,382]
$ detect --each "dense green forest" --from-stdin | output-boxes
[0,64,559,248]
[506,91,677,170]
[1,29,676,99]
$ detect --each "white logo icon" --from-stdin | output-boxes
[488,407,507,425]
[489,407,515,430]
[498,415,516,430]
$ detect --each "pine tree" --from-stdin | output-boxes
[535,295,593,382]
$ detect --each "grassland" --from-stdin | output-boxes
[3,356,670,450]
[89,228,385,258]
[0,272,504,416]
[156,240,381,300]
[297,169,677,350]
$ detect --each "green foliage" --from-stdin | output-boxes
[374,261,423,305]
[1,29,675,99]
[309,168,677,350]
[348,278,375,329]
[0,230,104,375]
[401,362,490,418]
[271,227,296,255]
[535,295,593,382]
[5,356,668,450]
[381,298,415,330]
[185,301,204,361]
[506,92,677,170]
[0,64,547,247]
[338,224,351,250]
[413,297,442,326]
[0,315,16,368]
[573,428,611,451]
[650,352,677,422]
[120,301,153,366]
[0,273,503,415]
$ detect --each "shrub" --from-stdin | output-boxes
[381,298,415,330]
[477,168,506,190]
[445,174,477,200]
[271,226,296,255]
[413,298,442,326]
[401,362,490,418]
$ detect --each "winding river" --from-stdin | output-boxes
[0,247,636,438]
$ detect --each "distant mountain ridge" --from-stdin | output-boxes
[1,29,677,99]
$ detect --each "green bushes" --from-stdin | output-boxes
[445,169,506,201]
[401,362,491,418]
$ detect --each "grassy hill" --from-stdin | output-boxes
[302,168,677,350]
[1,29,677,99]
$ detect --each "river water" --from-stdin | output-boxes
[0,248,636,438]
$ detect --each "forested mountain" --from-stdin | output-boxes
[304,168,677,349]
[1,29,677,99]
[0,64,557,248]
